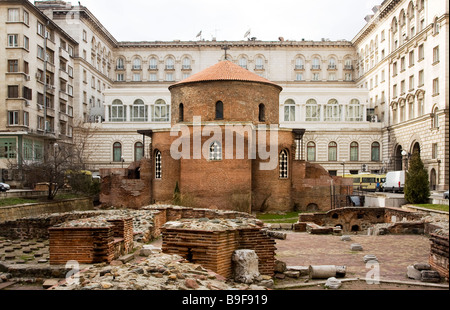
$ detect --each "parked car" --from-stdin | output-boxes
[444,190,449,199]
[0,182,11,192]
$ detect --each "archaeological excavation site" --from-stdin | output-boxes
[0,200,448,291]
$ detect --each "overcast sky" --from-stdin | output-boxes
[75,0,383,42]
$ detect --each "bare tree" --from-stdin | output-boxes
[12,142,82,200]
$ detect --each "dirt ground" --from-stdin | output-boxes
[274,232,448,290]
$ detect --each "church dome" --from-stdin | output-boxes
[169,60,282,91]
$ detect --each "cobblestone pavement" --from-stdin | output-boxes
[0,237,49,265]
[275,232,434,282]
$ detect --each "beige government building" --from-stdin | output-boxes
[1,0,448,191]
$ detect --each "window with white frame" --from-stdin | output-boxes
[350,142,359,161]
[312,57,320,70]
[347,99,363,121]
[165,57,174,70]
[305,99,320,122]
[239,57,247,69]
[295,58,304,70]
[149,73,157,81]
[8,111,20,126]
[182,57,191,70]
[283,99,295,122]
[132,73,141,82]
[255,56,264,70]
[117,73,124,81]
[132,99,148,122]
[345,73,352,81]
[116,58,124,70]
[433,78,439,95]
[110,99,125,122]
[165,73,174,81]
[8,34,18,47]
[149,57,158,70]
[325,99,341,121]
[433,46,439,63]
[328,58,336,69]
[152,99,169,122]
[8,8,20,22]
[279,150,289,179]
[209,141,222,161]
[133,58,141,70]
[328,142,337,161]
[295,73,303,81]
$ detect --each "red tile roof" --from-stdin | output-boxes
[169,60,282,90]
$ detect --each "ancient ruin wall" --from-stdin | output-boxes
[429,233,449,280]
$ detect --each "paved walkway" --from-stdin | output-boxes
[275,232,433,282]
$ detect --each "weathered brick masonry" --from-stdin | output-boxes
[429,233,449,281]
[161,218,276,278]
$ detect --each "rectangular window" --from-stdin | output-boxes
[312,73,320,81]
[0,138,17,159]
[296,73,303,81]
[82,30,87,42]
[8,85,19,98]
[345,73,352,81]
[418,70,424,86]
[8,111,20,126]
[23,86,32,100]
[433,46,439,63]
[284,105,295,122]
[23,10,29,25]
[37,45,45,59]
[8,8,20,21]
[409,75,414,91]
[433,78,439,95]
[165,73,174,81]
[24,36,29,50]
[37,22,44,36]
[409,50,414,67]
[418,44,424,60]
[400,80,405,94]
[393,84,397,98]
[117,73,124,81]
[24,61,29,74]
[8,60,19,73]
[8,34,19,47]
[400,57,405,71]
[133,73,141,82]
[432,143,438,159]
[149,73,157,81]
[68,85,73,96]
[68,66,73,77]
[392,62,397,76]
[23,111,29,127]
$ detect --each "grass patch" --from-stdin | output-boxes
[413,204,449,212]
[256,212,300,223]
[0,197,37,207]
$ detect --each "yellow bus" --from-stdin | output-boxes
[344,173,386,192]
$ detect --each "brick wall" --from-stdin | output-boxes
[49,226,115,265]
[161,224,276,278]
[429,233,449,280]
[48,217,134,265]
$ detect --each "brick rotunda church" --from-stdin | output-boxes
[100,61,352,212]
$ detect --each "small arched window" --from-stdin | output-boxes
[133,58,141,70]
[258,103,265,122]
[433,107,439,128]
[182,57,191,70]
[328,142,337,161]
[154,150,162,179]
[295,58,304,69]
[179,103,184,122]
[239,57,248,69]
[434,18,440,34]
[306,99,320,122]
[312,57,320,70]
[116,58,124,70]
[371,142,380,162]
[284,99,295,122]
[329,58,336,69]
[149,57,158,70]
[110,99,125,122]
[325,99,341,121]
[165,57,174,70]
[307,142,316,161]
[153,99,169,122]
[350,142,359,161]
[279,150,289,179]
[113,142,122,162]
[135,142,144,162]
[209,141,222,161]
[215,101,224,120]
[255,56,264,70]
[132,99,147,122]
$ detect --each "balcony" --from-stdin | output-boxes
[344,65,353,70]
[59,91,69,102]
[327,65,337,70]
[311,65,321,70]
[294,65,304,70]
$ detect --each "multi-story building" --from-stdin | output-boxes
[1,0,448,191]
[1,0,77,185]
